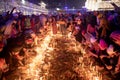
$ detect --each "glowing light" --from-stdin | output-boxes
[85,0,120,11]
[40,1,46,8]
[22,0,25,4]
[65,6,68,10]
[15,27,103,80]
[22,29,54,79]
[56,8,60,11]
[67,32,72,38]
[85,0,98,11]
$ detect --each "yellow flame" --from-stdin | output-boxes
[18,28,102,80]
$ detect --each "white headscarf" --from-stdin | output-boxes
[107,45,115,56]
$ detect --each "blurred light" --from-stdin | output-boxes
[65,6,68,9]
[41,1,46,6]
[72,7,75,10]
[22,0,25,4]
[40,1,46,8]
[56,8,60,11]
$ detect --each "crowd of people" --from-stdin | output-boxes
[0,7,120,79]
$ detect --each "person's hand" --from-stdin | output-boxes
[18,66,27,70]
[100,55,106,59]
[106,65,112,70]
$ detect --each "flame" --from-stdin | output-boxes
[20,31,54,80]
[16,28,102,80]
[70,38,102,80]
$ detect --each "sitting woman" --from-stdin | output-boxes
[109,30,120,74]
[72,19,84,43]
[100,44,119,71]
[87,37,99,58]
[88,39,108,70]
[86,23,97,38]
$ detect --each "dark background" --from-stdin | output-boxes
[27,0,86,9]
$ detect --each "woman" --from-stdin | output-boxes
[52,16,57,35]
[58,18,66,35]
[73,19,84,43]
[87,24,96,38]
[97,17,111,42]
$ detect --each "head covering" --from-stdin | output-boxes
[99,39,108,50]
[90,37,97,43]
[110,30,120,45]
[13,13,18,17]
[75,26,80,30]
[107,45,115,56]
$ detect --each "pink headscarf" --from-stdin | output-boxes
[99,39,108,50]
[110,30,120,46]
